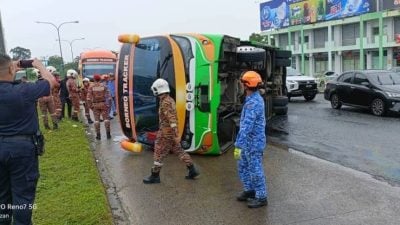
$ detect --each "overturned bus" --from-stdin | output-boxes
[116,34,291,155]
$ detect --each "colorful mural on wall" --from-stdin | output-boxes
[260,0,374,31]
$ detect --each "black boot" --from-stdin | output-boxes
[87,116,93,124]
[143,170,160,184]
[106,131,111,139]
[96,133,101,140]
[236,190,255,202]
[185,164,200,179]
[247,198,268,208]
[53,123,58,130]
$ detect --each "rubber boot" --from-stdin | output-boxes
[96,133,101,140]
[185,164,200,179]
[106,131,111,139]
[53,123,58,130]
[87,116,93,124]
[236,190,255,202]
[247,198,268,208]
[143,170,160,184]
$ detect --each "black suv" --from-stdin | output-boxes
[324,70,400,116]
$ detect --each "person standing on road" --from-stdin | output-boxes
[80,78,94,124]
[66,69,80,122]
[234,71,268,208]
[107,73,116,118]
[87,74,111,140]
[143,78,199,184]
[60,73,72,120]
[36,68,59,130]
[51,71,62,121]
[0,55,56,224]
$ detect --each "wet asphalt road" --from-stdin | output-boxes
[269,93,400,186]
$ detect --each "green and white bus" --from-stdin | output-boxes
[116,34,291,155]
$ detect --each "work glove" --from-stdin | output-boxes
[234,147,242,160]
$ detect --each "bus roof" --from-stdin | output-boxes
[80,50,117,59]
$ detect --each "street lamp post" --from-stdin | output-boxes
[57,38,85,62]
[36,20,79,71]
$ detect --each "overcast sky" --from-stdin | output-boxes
[1,0,261,62]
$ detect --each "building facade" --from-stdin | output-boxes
[0,11,5,54]
[261,1,400,77]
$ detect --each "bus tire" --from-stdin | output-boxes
[275,50,292,59]
[273,106,288,115]
[272,96,288,107]
[237,51,266,63]
[275,58,291,67]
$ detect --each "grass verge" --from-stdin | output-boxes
[33,119,113,225]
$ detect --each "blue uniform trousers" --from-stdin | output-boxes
[0,137,39,225]
[237,150,268,199]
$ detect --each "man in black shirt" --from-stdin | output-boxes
[0,54,56,224]
[59,73,72,119]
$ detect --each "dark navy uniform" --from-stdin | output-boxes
[0,79,50,225]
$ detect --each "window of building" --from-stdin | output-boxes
[342,23,360,46]
[314,53,328,74]
[314,28,328,48]
[342,51,360,71]
[394,17,400,35]
[279,34,288,48]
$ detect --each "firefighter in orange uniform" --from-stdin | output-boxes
[87,74,111,140]
[143,78,199,184]
[37,66,58,129]
[66,69,80,121]
[80,78,93,124]
[52,71,62,120]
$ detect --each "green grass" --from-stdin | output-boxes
[33,119,113,225]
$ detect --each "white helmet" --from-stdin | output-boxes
[66,69,78,78]
[151,78,170,96]
[82,78,90,82]
[46,66,57,73]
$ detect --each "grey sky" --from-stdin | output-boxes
[1,0,261,63]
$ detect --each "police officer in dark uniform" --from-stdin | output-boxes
[0,54,56,225]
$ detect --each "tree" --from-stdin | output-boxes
[47,55,63,73]
[249,33,268,43]
[10,46,31,60]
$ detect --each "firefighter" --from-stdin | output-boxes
[81,78,93,124]
[87,74,111,140]
[37,67,58,130]
[66,69,80,121]
[234,71,268,208]
[143,78,199,184]
[52,71,62,120]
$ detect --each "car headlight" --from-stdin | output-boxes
[386,92,400,98]
[287,80,297,84]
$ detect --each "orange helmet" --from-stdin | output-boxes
[241,71,263,88]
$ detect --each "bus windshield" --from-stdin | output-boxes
[133,37,174,137]
[82,64,116,79]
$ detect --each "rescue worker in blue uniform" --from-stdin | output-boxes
[234,71,268,208]
[0,55,56,225]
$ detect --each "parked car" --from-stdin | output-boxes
[315,71,338,87]
[389,66,400,73]
[324,70,400,116]
[286,67,318,101]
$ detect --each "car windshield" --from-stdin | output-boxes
[325,71,335,76]
[286,67,302,76]
[368,72,400,85]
